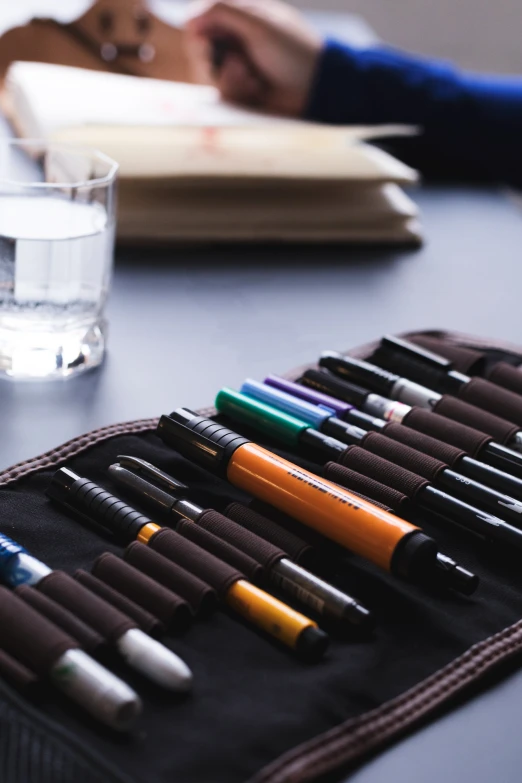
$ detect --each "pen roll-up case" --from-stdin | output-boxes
[3,328,522,783]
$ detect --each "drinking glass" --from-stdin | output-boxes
[0,140,118,380]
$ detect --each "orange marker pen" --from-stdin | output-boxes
[157,410,477,594]
[47,468,329,661]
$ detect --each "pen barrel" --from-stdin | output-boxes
[373,348,461,394]
[390,378,441,409]
[225,579,328,660]
[269,559,372,629]
[227,442,418,572]
[435,470,522,527]
[265,374,354,417]
[337,444,522,541]
[355,430,522,520]
[320,417,367,445]
[319,353,397,396]
[50,648,141,731]
[0,534,26,582]
[48,475,153,540]
[484,441,522,480]
[299,427,347,462]
[300,369,370,408]
[363,395,412,422]
[458,455,522,501]
[343,409,386,432]
[418,486,522,549]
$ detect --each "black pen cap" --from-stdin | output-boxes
[157,410,249,478]
[300,368,371,408]
[381,335,453,370]
[319,351,399,396]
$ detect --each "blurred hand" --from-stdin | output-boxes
[185,0,323,116]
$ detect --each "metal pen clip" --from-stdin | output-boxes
[116,455,189,495]
[111,458,203,524]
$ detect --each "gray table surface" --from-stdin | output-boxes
[1,182,520,472]
[2,8,522,783]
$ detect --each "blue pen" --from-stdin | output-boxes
[240,380,522,527]
[240,379,371,444]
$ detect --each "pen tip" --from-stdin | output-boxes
[118,630,193,692]
[435,554,479,596]
[295,626,330,662]
[343,602,375,632]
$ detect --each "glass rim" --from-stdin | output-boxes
[0,138,119,189]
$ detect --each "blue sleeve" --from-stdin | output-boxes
[305,40,522,186]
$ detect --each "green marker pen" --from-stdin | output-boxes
[216,387,348,464]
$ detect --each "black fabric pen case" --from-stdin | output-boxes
[2,329,522,783]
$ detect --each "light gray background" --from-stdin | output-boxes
[2,0,521,72]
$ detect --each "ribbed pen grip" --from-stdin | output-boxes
[58,477,153,540]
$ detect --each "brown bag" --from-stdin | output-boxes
[0,0,194,84]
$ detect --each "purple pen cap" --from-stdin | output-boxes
[264,375,353,418]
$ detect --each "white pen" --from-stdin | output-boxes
[0,533,192,694]
[0,536,141,730]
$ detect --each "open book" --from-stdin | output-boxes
[2,61,422,243]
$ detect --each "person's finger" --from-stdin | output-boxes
[184,30,215,85]
[185,1,266,42]
[215,52,267,106]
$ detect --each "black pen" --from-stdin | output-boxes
[217,387,522,554]
[108,457,373,630]
[318,352,522,455]
[374,335,522,426]
[299,367,522,479]
[252,377,522,506]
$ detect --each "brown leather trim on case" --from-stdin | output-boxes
[0,413,217,487]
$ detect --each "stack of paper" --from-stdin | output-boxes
[2,61,422,244]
